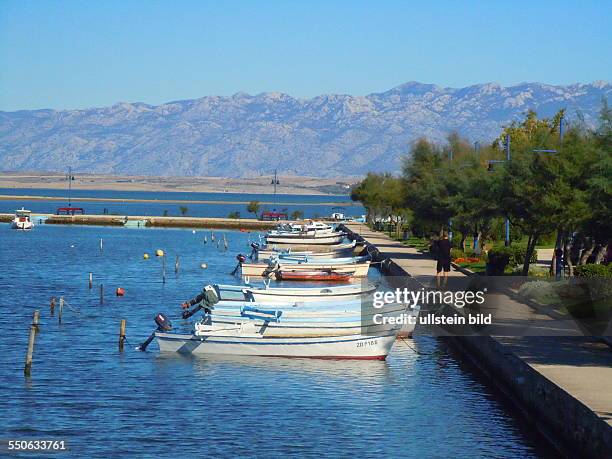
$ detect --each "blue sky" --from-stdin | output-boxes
[0,0,610,110]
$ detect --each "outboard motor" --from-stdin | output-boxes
[138,313,172,351]
[249,242,260,260]
[182,286,220,319]
[231,253,247,275]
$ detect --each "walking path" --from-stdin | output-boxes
[344,223,612,455]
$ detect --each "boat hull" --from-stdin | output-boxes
[155,332,398,359]
[261,241,358,253]
[265,235,345,245]
[257,248,355,261]
[276,271,354,281]
[241,261,371,277]
[248,284,376,303]
[11,221,33,230]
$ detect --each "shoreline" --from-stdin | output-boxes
[0,172,359,196]
[0,194,358,206]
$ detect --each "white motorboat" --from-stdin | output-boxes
[11,208,34,230]
[156,329,400,359]
[265,232,345,245]
[259,240,358,253]
[240,260,371,277]
[220,283,378,303]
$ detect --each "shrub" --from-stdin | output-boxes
[511,244,538,266]
[486,244,538,274]
[486,246,513,274]
[574,264,612,278]
[450,248,465,260]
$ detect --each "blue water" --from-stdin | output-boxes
[0,224,551,458]
[0,188,362,219]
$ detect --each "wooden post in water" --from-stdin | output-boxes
[89,272,93,289]
[50,297,56,316]
[162,255,166,284]
[24,310,40,376]
[100,284,104,304]
[175,255,179,274]
[58,297,64,323]
[119,319,126,352]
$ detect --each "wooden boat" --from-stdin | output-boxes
[256,241,358,260]
[11,208,34,230]
[260,241,359,253]
[227,283,377,303]
[276,270,355,281]
[156,330,399,359]
[240,260,371,277]
[268,221,335,236]
[275,255,370,264]
[194,308,412,338]
[265,233,345,245]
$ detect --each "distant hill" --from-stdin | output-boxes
[1,81,609,177]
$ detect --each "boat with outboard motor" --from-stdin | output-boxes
[212,282,377,303]
[240,259,371,278]
[254,240,359,260]
[265,232,345,245]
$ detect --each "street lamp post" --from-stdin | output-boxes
[504,135,511,246]
[448,150,453,241]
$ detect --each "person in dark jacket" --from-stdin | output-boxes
[435,232,452,289]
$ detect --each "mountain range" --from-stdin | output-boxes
[0,81,609,177]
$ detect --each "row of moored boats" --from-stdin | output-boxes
[154,221,418,360]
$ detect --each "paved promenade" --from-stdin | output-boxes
[344,223,612,455]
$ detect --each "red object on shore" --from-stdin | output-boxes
[116,287,125,296]
[276,270,355,281]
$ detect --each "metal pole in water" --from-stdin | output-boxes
[175,255,179,274]
[100,238,103,252]
[89,272,93,289]
[119,319,126,352]
[24,310,40,376]
[58,297,64,323]
[100,285,104,305]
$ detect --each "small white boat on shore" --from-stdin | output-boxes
[11,208,34,230]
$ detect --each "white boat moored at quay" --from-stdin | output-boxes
[214,282,377,303]
[155,330,399,359]
[240,260,371,277]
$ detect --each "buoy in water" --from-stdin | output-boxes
[143,253,150,259]
[192,230,196,234]
[155,249,164,257]
[200,263,208,269]
[116,287,125,296]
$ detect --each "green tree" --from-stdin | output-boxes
[179,206,188,216]
[228,211,240,219]
[291,210,304,220]
[246,201,260,217]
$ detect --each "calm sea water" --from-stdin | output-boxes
[0,224,551,458]
[0,188,363,219]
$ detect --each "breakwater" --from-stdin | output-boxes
[0,213,279,230]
